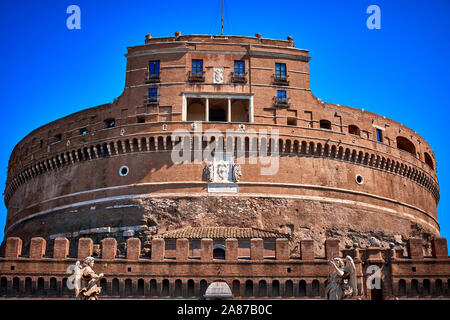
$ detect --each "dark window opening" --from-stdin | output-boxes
[348,125,360,136]
[245,280,253,297]
[376,129,383,142]
[271,280,280,297]
[287,117,297,126]
[79,128,87,135]
[40,140,43,148]
[104,119,115,128]
[161,279,170,296]
[319,120,331,130]
[424,152,434,170]
[54,134,62,142]
[136,116,145,123]
[396,136,416,156]
[398,279,406,296]
[213,248,225,259]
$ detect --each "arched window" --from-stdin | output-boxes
[311,280,320,297]
[213,245,225,260]
[396,136,416,156]
[398,279,406,296]
[424,152,434,170]
[49,277,57,292]
[258,280,267,297]
[0,277,6,293]
[112,278,120,296]
[423,279,430,296]
[348,125,360,136]
[25,277,32,294]
[13,277,20,293]
[245,280,253,297]
[319,120,331,130]
[435,279,442,296]
[411,279,419,296]
[232,280,240,297]
[298,280,306,297]
[200,280,208,297]
[100,278,107,296]
[137,279,145,296]
[174,279,182,297]
[150,279,158,296]
[125,279,132,296]
[187,280,195,297]
[271,280,280,297]
[37,278,44,295]
[161,279,170,297]
[285,280,293,297]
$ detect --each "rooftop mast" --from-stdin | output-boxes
[221,0,224,35]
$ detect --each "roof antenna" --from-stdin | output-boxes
[221,0,224,35]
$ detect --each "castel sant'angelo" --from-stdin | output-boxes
[0,33,448,300]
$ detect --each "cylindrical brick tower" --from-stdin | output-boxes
[3,33,440,255]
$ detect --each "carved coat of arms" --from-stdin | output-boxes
[213,67,224,84]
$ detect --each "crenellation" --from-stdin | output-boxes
[77,238,93,260]
[29,237,46,259]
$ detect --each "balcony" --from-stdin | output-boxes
[230,72,247,84]
[145,72,160,83]
[273,96,291,108]
[273,74,290,86]
[188,71,205,82]
[144,95,159,105]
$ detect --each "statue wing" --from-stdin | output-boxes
[73,261,82,293]
[345,255,358,296]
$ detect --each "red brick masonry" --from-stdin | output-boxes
[0,236,448,299]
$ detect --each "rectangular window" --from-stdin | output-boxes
[376,129,383,142]
[275,63,287,77]
[149,60,160,75]
[234,60,245,75]
[148,88,158,98]
[277,90,287,100]
[192,59,203,74]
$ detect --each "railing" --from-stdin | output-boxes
[144,95,159,105]
[273,97,291,108]
[273,74,290,86]
[188,71,205,82]
[230,72,247,84]
[145,72,160,83]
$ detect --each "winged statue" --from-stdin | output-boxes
[325,255,358,300]
[66,256,104,300]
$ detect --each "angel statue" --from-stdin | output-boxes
[66,256,104,300]
[232,163,242,182]
[325,255,358,300]
[204,161,214,182]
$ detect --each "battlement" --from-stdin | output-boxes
[1,236,449,299]
[2,236,448,262]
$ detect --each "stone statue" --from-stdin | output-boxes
[232,163,242,182]
[369,236,381,247]
[205,162,214,182]
[325,255,358,300]
[68,257,104,300]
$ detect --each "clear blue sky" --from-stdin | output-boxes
[0,0,449,242]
